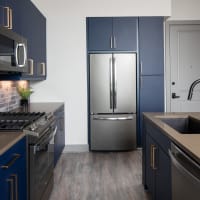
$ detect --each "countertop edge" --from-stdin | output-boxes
[0,132,25,156]
[143,112,200,164]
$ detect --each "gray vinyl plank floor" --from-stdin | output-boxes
[49,150,151,200]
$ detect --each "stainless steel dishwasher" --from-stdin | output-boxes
[169,143,200,200]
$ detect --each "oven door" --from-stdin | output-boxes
[29,125,57,200]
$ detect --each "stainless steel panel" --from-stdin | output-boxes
[169,143,200,200]
[90,114,136,150]
[113,53,136,113]
[90,54,113,113]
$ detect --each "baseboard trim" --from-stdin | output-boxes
[63,144,89,152]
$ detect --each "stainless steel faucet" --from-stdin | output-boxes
[187,79,200,100]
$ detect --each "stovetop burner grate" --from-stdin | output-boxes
[0,112,45,131]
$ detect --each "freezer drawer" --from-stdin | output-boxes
[90,114,136,151]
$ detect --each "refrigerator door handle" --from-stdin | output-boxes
[113,56,117,109]
[93,116,134,121]
[109,57,113,109]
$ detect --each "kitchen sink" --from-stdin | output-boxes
[161,116,200,134]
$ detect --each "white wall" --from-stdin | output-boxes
[31,0,171,146]
[169,0,200,20]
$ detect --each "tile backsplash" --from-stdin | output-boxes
[0,81,28,112]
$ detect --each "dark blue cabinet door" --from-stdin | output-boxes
[6,0,21,33]
[139,75,164,146]
[0,0,21,33]
[36,10,46,78]
[140,76,164,112]
[145,134,155,197]
[87,17,113,51]
[0,137,26,200]
[0,172,10,200]
[0,157,26,200]
[0,1,8,28]
[156,148,171,200]
[113,17,137,51]
[139,17,164,75]
[19,0,37,78]
[19,0,46,80]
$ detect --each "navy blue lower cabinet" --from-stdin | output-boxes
[145,134,156,196]
[143,118,171,200]
[155,146,171,200]
[54,105,65,166]
[0,137,27,200]
[139,75,164,146]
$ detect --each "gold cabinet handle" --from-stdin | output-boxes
[3,7,10,28]
[150,144,153,168]
[3,7,12,29]
[7,178,14,200]
[152,146,157,170]
[8,7,12,29]
[27,59,34,75]
[11,174,18,200]
[1,154,20,169]
[41,62,46,76]
[150,144,157,170]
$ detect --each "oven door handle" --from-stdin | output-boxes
[52,126,57,137]
[33,133,53,154]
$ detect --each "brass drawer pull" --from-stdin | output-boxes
[152,146,157,170]
[150,144,157,170]
[11,174,18,200]
[1,154,20,169]
[7,178,14,200]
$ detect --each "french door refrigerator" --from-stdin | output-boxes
[90,53,136,151]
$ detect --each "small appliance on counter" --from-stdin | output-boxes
[0,111,57,200]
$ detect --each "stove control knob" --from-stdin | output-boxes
[30,123,36,131]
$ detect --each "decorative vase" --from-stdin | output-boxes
[20,99,29,106]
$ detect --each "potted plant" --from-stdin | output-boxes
[17,87,33,106]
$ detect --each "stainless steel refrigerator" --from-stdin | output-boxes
[89,53,137,151]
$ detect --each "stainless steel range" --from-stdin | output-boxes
[0,112,56,200]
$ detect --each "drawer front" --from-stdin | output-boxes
[145,120,170,154]
[90,114,136,151]
[0,137,26,167]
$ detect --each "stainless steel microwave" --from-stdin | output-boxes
[0,27,28,73]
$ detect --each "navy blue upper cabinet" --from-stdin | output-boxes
[19,0,47,80]
[87,17,137,51]
[0,0,21,33]
[140,76,164,113]
[87,17,113,51]
[139,17,164,75]
[138,75,164,146]
[113,17,137,51]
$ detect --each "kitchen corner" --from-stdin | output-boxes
[0,102,65,200]
[143,113,200,200]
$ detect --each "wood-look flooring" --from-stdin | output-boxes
[49,150,151,200]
